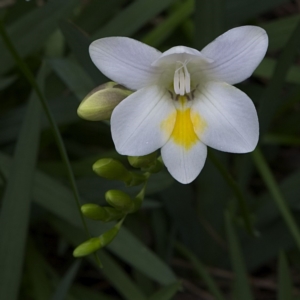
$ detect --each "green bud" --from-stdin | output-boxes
[81,203,109,220]
[128,152,157,168]
[81,203,124,222]
[93,158,132,184]
[105,190,134,212]
[73,237,101,257]
[77,82,132,121]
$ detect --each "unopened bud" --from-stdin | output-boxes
[81,204,108,220]
[128,152,157,169]
[93,158,132,184]
[81,203,124,222]
[73,237,101,257]
[77,82,132,121]
[105,190,134,212]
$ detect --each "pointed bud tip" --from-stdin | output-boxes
[73,237,101,257]
[77,82,132,121]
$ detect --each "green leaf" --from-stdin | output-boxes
[176,243,226,300]
[99,251,148,300]
[258,19,300,135]
[70,285,117,300]
[51,218,148,300]
[259,14,300,51]
[75,0,125,33]
[48,58,95,101]
[0,0,79,75]
[0,65,45,300]
[142,0,194,47]
[256,169,300,228]
[0,75,16,90]
[0,17,91,251]
[262,134,300,146]
[225,211,254,300]
[254,57,300,85]
[26,238,53,300]
[51,260,81,300]
[242,219,294,271]
[194,0,225,49]
[259,15,300,51]
[0,152,177,286]
[161,183,217,261]
[0,95,78,145]
[59,20,105,84]
[278,252,292,300]
[252,148,300,251]
[148,282,181,300]
[92,0,173,39]
[208,150,257,237]
[226,0,289,26]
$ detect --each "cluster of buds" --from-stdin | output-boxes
[74,83,164,259]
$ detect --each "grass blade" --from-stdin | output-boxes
[51,260,81,300]
[176,242,226,300]
[0,0,79,75]
[148,282,181,300]
[258,19,300,135]
[0,66,45,300]
[142,0,193,47]
[252,148,300,251]
[59,20,105,84]
[51,218,148,300]
[92,0,173,39]
[278,251,292,300]
[194,0,225,49]
[48,58,95,100]
[0,16,91,244]
[208,150,257,237]
[0,150,177,286]
[26,238,53,300]
[225,211,254,300]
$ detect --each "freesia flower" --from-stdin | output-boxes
[89,26,268,184]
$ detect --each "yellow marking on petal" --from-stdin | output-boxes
[160,111,177,136]
[191,110,207,137]
[161,96,207,150]
[171,108,199,150]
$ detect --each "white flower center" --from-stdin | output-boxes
[173,61,191,96]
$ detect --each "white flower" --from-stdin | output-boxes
[89,26,268,184]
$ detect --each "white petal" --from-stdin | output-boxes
[201,26,268,84]
[89,37,162,90]
[152,46,213,67]
[111,86,176,156]
[161,139,207,184]
[192,81,259,153]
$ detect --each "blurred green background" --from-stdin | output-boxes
[0,0,300,299]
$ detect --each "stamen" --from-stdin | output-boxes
[179,68,185,95]
[173,61,191,96]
